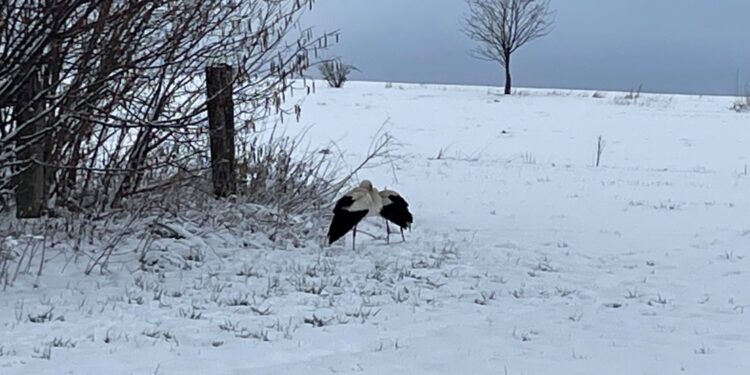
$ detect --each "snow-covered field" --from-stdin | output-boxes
[2,82,749,374]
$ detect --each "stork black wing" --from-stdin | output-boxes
[327,196,368,245]
[380,195,413,229]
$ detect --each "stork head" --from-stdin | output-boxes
[359,180,374,190]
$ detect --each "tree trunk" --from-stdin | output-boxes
[205,64,237,198]
[503,56,512,95]
[13,70,46,218]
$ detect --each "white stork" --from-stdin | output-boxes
[327,180,414,250]
[327,180,383,250]
[379,189,413,243]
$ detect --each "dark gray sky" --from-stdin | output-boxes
[303,0,750,95]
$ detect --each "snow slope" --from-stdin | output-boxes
[2,82,749,374]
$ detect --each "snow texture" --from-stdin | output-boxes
[1,82,749,374]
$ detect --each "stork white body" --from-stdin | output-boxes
[348,183,383,216]
[327,181,413,250]
[327,180,383,250]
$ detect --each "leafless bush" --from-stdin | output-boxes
[554,287,576,297]
[325,120,403,197]
[521,152,536,165]
[28,306,59,323]
[218,320,241,332]
[730,75,750,112]
[613,85,642,105]
[0,0,398,282]
[391,286,411,303]
[237,128,341,215]
[303,314,335,328]
[647,293,669,306]
[512,327,538,342]
[624,85,643,100]
[235,327,270,341]
[32,344,52,360]
[319,59,358,88]
[694,343,711,355]
[267,317,298,339]
[0,345,17,357]
[289,276,328,295]
[730,94,750,112]
[344,306,380,323]
[624,288,639,299]
[49,337,75,348]
[1,0,337,216]
[142,328,178,345]
[2,103,398,285]
[474,291,497,305]
[129,124,399,252]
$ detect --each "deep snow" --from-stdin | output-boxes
[1,82,749,374]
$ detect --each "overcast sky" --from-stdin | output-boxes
[303,0,750,95]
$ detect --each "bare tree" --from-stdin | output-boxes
[463,0,554,95]
[319,59,358,88]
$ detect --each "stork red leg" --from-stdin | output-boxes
[352,225,357,251]
[400,227,406,242]
[385,219,391,244]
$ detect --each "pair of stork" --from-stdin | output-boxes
[327,180,413,250]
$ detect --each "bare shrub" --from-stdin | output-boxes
[1,91,398,283]
[0,0,386,281]
[303,314,335,328]
[0,0,337,217]
[730,75,750,112]
[730,94,750,113]
[474,291,497,305]
[613,85,642,105]
[75,124,399,272]
[624,84,643,100]
[694,344,711,355]
[521,152,536,165]
[319,59,358,88]
[235,327,270,341]
[238,129,341,214]
[32,344,51,360]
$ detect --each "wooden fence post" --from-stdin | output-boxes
[205,64,237,198]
